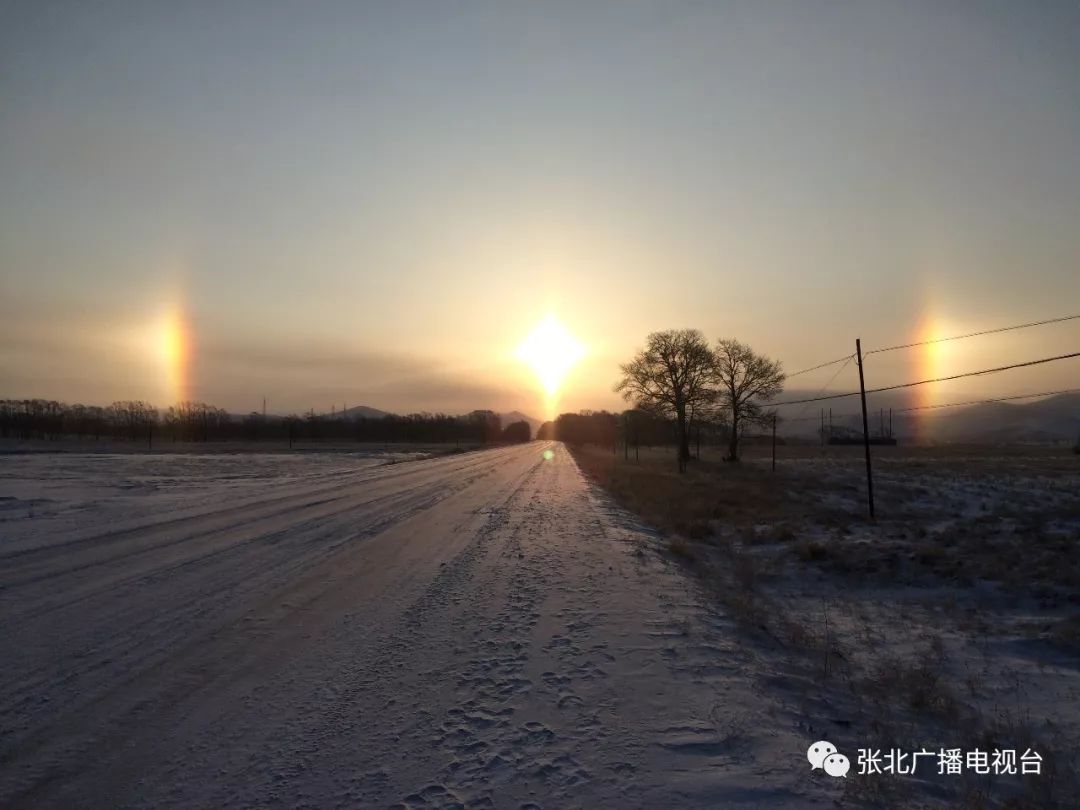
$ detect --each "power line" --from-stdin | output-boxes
[772,390,862,406]
[786,356,854,422]
[868,351,1080,394]
[770,350,1080,406]
[894,387,1080,414]
[864,313,1080,356]
[778,387,1080,422]
[779,411,857,423]
[785,353,856,379]
[819,356,854,392]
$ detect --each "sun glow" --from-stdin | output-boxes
[158,303,191,403]
[912,314,954,442]
[516,316,585,400]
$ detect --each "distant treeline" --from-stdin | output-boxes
[0,399,532,446]
[537,409,731,455]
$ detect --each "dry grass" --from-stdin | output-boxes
[1052,613,1080,652]
[570,439,1080,807]
[572,439,1080,601]
[667,537,695,560]
[568,443,792,535]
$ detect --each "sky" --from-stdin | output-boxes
[2,1,1079,419]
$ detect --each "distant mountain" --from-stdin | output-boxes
[329,406,542,432]
[337,405,391,420]
[295,408,393,421]
[913,393,1080,444]
[498,411,542,434]
[779,392,1080,444]
[247,404,543,430]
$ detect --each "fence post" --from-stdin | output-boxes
[855,338,875,518]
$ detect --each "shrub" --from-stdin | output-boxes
[794,539,828,562]
[668,537,695,561]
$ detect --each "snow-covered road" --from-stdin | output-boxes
[1,443,806,808]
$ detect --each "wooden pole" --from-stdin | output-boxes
[856,339,875,519]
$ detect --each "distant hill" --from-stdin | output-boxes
[317,406,542,433]
[251,404,543,432]
[235,405,393,421]
[498,411,542,435]
[337,405,391,420]
[779,391,1080,444]
[913,392,1080,444]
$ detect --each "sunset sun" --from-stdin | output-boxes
[516,316,585,397]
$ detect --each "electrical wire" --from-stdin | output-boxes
[770,350,1080,406]
[867,351,1080,395]
[893,387,1080,414]
[785,353,856,379]
[783,355,854,423]
[777,387,1080,422]
[863,314,1080,356]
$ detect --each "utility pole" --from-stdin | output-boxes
[855,338,875,519]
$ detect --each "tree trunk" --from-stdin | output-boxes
[727,413,739,462]
[676,409,690,472]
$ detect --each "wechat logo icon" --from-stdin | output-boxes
[808,741,850,778]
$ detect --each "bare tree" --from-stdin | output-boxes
[714,338,785,461]
[615,329,716,472]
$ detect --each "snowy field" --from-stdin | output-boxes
[614,445,1080,807]
[2,444,834,808]
[4,444,1076,808]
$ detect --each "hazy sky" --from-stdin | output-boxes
[2,1,1078,418]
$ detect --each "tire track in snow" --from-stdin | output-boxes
[1,442,816,809]
[0,446,541,805]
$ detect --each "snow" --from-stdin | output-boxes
[0,443,833,808]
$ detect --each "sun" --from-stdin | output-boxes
[516,316,585,396]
